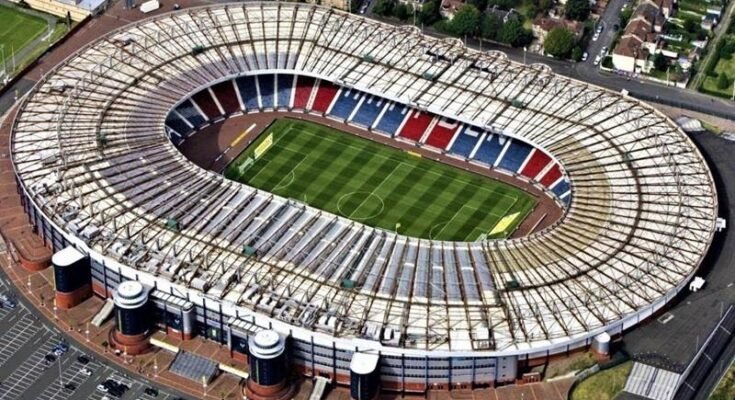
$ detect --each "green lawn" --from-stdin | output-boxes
[571,361,632,400]
[702,36,735,97]
[225,119,537,241]
[0,4,48,68]
[711,361,735,400]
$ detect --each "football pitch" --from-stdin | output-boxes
[0,5,47,67]
[225,119,536,241]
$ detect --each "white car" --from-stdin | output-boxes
[582,52,589,61]
[96,384,108,393]
[593,55,602,66]
[592,32,600,41]
[80,368,92,376]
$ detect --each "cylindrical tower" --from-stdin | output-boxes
[350,353,380,400]
[244,330,294,400]
[52,247,91,309]
[110,281,151,354]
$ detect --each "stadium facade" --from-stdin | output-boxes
[10,2,718,392]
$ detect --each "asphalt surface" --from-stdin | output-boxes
[0,255,193,400]
[621,131,735,370]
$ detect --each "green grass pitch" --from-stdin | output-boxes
[225,119,537,241]
[0,5,47,65]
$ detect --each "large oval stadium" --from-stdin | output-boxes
[9,2,718,391]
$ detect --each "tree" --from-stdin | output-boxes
[394,2,410,20]
[653,52,668,71]
[467,0,488,12]
[420,0,441,25]
[619,6,633,27]
[544,27,576,58]
[449,4,482,36]
[372,0,394,16]
[683,18,699,34]
[571,46,583,61]
[565,0,590,21]
[481,14,503,40]
[499,18,532,47]
[717,72,731,90]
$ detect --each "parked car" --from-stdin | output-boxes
[96,384,109,393]
[593,55,602,66]
[600,46,608,55]
[144,387,159,396]
[592,32,600,41]
[582,52,589,62]
[77,355,90,364]
[80,367,92,376]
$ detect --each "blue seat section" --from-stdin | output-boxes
[552,180,570,198]
[258,75,275,109]
[276,74,293,108]
[351,95,385,127]
[167,128,184,147]
[165,113,191,136]
[329,88,363,120]
[448,126,481,157]
[473,134,506,165]
[175,99,206,127]
[374,102,407,136]
[236,76,260,110]
[497,139,533,172]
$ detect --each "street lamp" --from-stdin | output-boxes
[523,47,527,65]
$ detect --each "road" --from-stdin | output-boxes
[366,5,735,120]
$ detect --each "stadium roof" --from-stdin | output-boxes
[10,3,717,355]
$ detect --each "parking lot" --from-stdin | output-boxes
[0,264,189,400]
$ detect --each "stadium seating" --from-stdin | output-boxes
[448,126,482,157]
[165,112,192,136]
[258,75,276,109]
[312,81,339,113]
[191,89,221,121]
[293,76,316,109]
[539,164,563,188]
[398,110,433,141]
[424,118,460,149]
[211,81,240,115]
[174,99,207,127]
[551,179,570,198]
[472,134,506,165]
[329,88,363,120]
[350,95,385,127]
[497,139,534,173]
[520,149,552,179]
[235,76,260,110]
[276,74,293,109]
[374,102,408,136]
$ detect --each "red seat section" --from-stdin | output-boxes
[311,81,339,113]
[520,149,551,178]
[211,81,240,115]
[424,119,460,149]
[398,111,433,141]
[191,89,221,121]
[539,163,563,187]
[293,76,316,109]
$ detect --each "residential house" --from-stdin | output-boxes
[612,0,672,72]
[532,17,584,43]
[440,0,463,19]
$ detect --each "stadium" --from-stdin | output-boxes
[8,1,718,393]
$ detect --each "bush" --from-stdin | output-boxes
[653,52,668,71]
[372,0,394,16]
[717,73,731,90]
[571,46,583,61]
[420,0,441,25]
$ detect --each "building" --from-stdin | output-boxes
[10,2,717,394]
[440,0,464,19]
[532,17,584,43]
[612,0,672,72]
